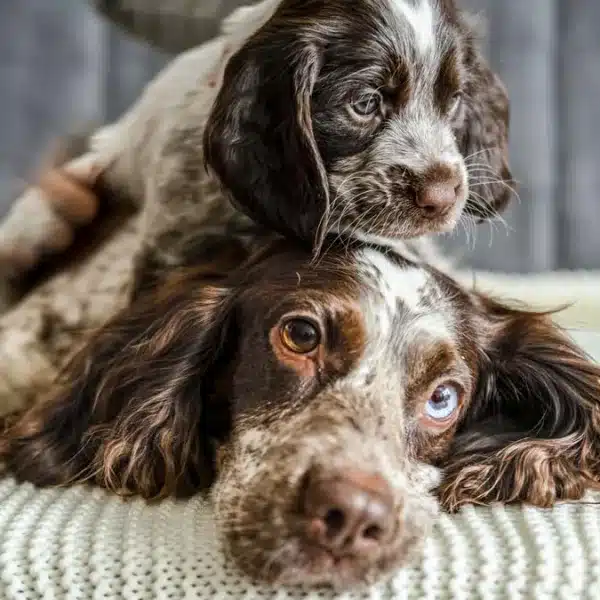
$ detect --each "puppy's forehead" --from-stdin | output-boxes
[386,0,437,56]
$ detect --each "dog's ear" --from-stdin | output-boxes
[204,25,328,248]
[456,15,514,220]
[0,270,238,500]
[438,296,600,511]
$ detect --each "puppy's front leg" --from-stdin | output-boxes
[0,138,111,314]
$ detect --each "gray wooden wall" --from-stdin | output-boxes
[0,0,599,273]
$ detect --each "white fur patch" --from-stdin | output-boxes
[355,248,455,375]
[361,248,430,314]
[389,0,436,55]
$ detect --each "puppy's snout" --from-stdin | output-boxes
[302,469,395,557]
[416,172,463,218]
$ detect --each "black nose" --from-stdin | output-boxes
[302,469,395,557]
[416,175,463,218]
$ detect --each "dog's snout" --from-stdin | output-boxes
[302,469,395,557]
[416,173,463,218]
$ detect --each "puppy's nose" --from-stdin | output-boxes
[416,174,462,218]
[302,469,394,556]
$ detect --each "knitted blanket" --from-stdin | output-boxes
[1,475,599,599]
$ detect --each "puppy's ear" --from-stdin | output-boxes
[0,272,237,499]
[456,15,514,219]
[438,296,600,511]
[204,25,328,248]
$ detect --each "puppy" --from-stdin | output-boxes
[2,232,599,589]
[0,0,512,296]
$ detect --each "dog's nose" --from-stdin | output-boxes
[416,175,462,218]
[302,469,395,556]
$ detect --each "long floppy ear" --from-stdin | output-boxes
[0,271,237,500]
[438,297,600,511]
[204,20,329,247]
[456,14,514,219]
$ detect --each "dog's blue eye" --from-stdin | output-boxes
[352,92,381,116]
[425,384,459,420]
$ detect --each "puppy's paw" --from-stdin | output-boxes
[0,134,101,282]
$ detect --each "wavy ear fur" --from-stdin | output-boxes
[0,263,241,499]
[204,22,328,247]
[457,13,514,219]
[439,297,600,511]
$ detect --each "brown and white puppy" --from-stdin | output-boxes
[2,234,599,590]
[0,0,512,293]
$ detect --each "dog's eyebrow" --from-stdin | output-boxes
[404,340,462,398]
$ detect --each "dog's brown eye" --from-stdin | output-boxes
[281,319,321,354]
[352,91,382,117]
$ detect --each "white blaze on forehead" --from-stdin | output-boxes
[389,0,436,55]
[348,247,455,386]
[360,248,430,314]
[357,247,454,350]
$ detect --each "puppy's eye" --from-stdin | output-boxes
[424,383,460,421]
[281,318,321,354]
[449,92,463,117]
[351,91,382,117]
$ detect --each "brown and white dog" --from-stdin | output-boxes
[2,231,599,590]
[0,0,512,297]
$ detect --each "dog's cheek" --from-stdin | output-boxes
[211,446,304,582]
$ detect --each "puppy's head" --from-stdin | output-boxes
[205,0,513,248]
[4,238,599,590]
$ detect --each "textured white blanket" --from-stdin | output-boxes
[0,330,598,600]
[1,481,599,599]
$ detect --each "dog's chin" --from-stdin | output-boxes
[221,509,428,591]
[244,538,411,591]
[333,197,466,243]
[271,546,384,590]
[337,212,462,243]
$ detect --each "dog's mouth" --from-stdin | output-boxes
[215,474,425,590]
[269,540,391,589]
[214,415,436,589]
[334,206,462,241]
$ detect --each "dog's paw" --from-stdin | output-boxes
[0,135,101,283]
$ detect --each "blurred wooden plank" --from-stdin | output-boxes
[556,0,600,269]
[442,0,559,273]
[104,23,167,120]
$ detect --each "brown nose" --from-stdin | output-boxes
[416,175,462,218]
[302,469,395,557]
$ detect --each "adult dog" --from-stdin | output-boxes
[2,230,599,589]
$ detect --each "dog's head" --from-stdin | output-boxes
[4,236,599,590]
[204,0,513,248]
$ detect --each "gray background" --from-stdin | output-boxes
[0,0,598,273]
